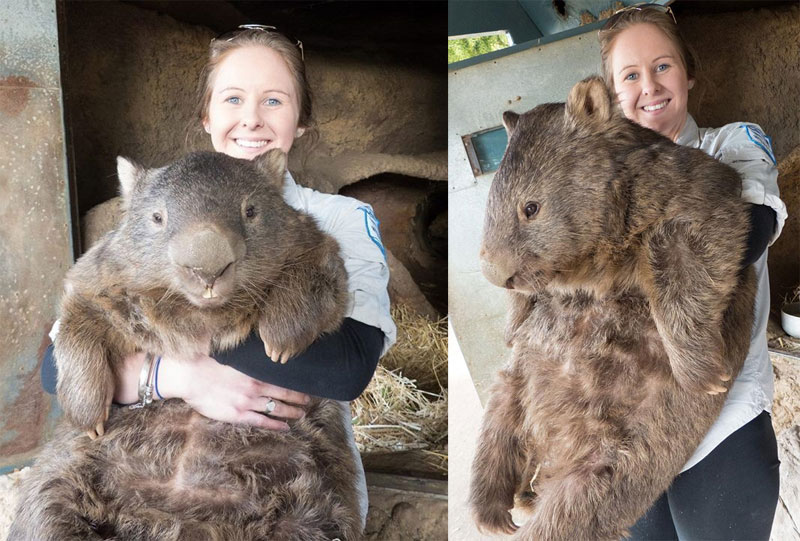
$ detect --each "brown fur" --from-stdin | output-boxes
[10,150,361,540]
[471,77,756,540]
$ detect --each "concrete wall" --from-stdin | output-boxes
[448,31,601,399]
[678,5,800,311]
[0,0,71,473]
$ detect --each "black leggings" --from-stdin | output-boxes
[624,410,780,541]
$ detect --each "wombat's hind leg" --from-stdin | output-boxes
[470,368,528,535]
[8,444,106,540]
[515,457,662,541]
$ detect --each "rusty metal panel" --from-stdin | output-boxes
[0,0,72,473]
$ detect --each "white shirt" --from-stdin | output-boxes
[282,171,396,355]
[676,115,787,472]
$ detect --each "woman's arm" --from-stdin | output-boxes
[41,318,383,415]
[215,318,384,401]
[710,122,787,246]
[743,204,776,267]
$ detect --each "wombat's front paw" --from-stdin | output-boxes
[58,378,113,437]
[86,405,112,440]
[472,502,518,535]
[258,319,314,365]
[262,340,296,365]
[670,350,731,396]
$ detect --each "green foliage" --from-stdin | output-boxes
[448,33,510,64]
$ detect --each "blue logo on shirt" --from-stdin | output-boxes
[740,124,777,165]
[357,205,386,259]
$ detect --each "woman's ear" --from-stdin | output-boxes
[688,78,696,90]
[202,118,211,134]
[295,126,306,138]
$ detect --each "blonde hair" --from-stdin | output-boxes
[598,6,698,93]
[186,28,313,150]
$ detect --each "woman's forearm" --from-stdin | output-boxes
[41,317,385,403]
[215,318,384,401]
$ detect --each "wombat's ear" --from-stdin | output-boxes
[253,148,287,187]
[565,76,613,127]
[116,156,146,201]
[502,111,520,136]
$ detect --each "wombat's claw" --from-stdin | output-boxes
[264,344,293,364]
[705,383,727,395]
[474,508,518,536]
[499,515,518,535]
[86,421,105,440]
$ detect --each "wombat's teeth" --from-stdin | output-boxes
[236,139,269,148]
[202,287,217,299]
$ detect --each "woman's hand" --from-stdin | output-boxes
[113,351,310,431]
[112,351,147,406]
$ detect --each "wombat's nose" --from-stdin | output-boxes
[480,258,515,290]
[169,227,240,286]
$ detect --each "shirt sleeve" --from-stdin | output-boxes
[215,318,385,401]
[41,319,386,402]
[710,123,787,245]
[743,204,776,267]
[283,177,397,355]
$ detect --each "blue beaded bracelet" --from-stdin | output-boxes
[154,355,163,400]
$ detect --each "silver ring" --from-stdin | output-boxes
[264,398,276,414]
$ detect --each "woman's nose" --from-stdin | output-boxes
[241,104,264,129]
[641,73,661,96]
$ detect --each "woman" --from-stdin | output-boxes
[599,5,787,539]
[42,26,396,529]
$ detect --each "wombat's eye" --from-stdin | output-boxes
[152,212,163,224]
[523,201,540,220]
[245,205,256,219]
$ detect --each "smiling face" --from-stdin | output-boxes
[203,45,303,159]
[609,23,693,141]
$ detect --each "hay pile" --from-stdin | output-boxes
[0,467,30,538]
[352,305,448,473]
[378,305,447,393]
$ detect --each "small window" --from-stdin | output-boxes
[462,126,508,176]
[448,31,513,64]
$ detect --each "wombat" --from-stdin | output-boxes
[470,77,757,540]
[9,150,361,540]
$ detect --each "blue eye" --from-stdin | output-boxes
[624,72,638,81]
[265,97,282,106]
[225,96,241,105]
[656,63,669,72]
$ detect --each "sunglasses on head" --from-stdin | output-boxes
[213,24,304,61]
[602,2,677,31]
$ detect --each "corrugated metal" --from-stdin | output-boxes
[0,0,72,473]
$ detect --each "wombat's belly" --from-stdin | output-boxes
[93,400,335,518]
[518,291,693,470]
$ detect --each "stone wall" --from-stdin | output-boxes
[680,4,800,309]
